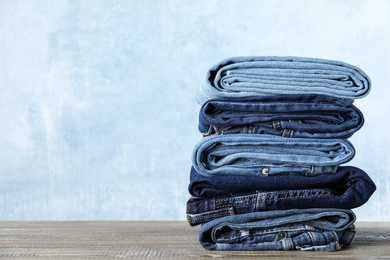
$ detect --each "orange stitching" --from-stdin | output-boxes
[288,238,293,249]
[308,232,316,246]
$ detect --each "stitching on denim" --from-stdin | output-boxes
[308,232,316,246]
[213,197,216,211]
[333,235,340,250]
[216,194,258,203]
[263,191,267,209]
[215,200,256,209]
[227,207,233,216]
[332,231,338,243]
[345,228,356,246]
[273,120,277,130]
[215,189,336,203]
[214,186,354,209]
[204,135,352,146]
[186,203,192,225]
[256,192,261,211]
[188,212,230,221]
[288,237,293,250]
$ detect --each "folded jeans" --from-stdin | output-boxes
[192,134,355,177]
[187,172,375,226]
[199,208,356,251]
[196,56,371,104]
[199,94,364,139]
[188,166,374,197]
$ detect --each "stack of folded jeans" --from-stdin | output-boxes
[186,56,376,251]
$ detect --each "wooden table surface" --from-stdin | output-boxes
[0,221,389,259]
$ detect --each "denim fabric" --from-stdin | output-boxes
[199,208,356,251]
[196,56,371,104]
[192,134,355,177]
[188,166,373,197]
[187,171,375,226]
[199,94,364,139]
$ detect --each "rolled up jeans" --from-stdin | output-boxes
[192,134,355,177]
[199,94,364,139]
[199,208,356,251]
[196,56,371,104]
[188,166,374,197]
[186,172,376,226]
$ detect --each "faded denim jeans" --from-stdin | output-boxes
[199,94,364,139]
[199,208,356,251]
[196,56,371,104]
[192,134,355,177]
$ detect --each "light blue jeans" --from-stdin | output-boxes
[196,56,371,104]
[199,208,356,251]
[192,134,355,177]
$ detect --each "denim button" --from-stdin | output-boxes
[277,231,286,240]
[262,168,269,176]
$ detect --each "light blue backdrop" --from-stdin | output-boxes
[0,0,389,220]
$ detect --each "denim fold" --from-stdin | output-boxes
[192,134,355,177]
[188,166,374,197]
[199,94,364,139]
[187,169,376,226]
[199,208,356,251]
[196,56,371,104]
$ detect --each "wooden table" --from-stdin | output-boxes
[0,221,389,259]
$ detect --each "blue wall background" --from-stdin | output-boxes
[0,0,389,220]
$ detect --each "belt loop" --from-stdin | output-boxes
[272,120,282,130]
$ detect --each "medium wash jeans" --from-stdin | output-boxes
[196,56,371,104]
[187,172,375,226]
[188,166,375,197]
[192,134,355,177]
[199,208,356,251]
[199,94,364,139]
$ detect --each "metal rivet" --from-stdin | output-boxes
[277,231,286,240]
[262,168,269,175]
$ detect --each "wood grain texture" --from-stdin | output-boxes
[0,221,389,259]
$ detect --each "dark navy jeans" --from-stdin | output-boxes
[188,166,374,197]
[199,208,356,251]
[187,169,375,226]
[199,94,364,139]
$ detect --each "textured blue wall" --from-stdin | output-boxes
[0,0,389,220]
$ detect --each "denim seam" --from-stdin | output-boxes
[308,232,316,246]
[216,186,354,202]
[189,212,231,222]
[288,238,293,250]
[201,136,353,146]
[282,238,287,250]
[332,231,338,246]
[186,203,192,225]
[213,189,352,209]
[214,189,334,203]
[344,226,356,246]
[263,191,267,210]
